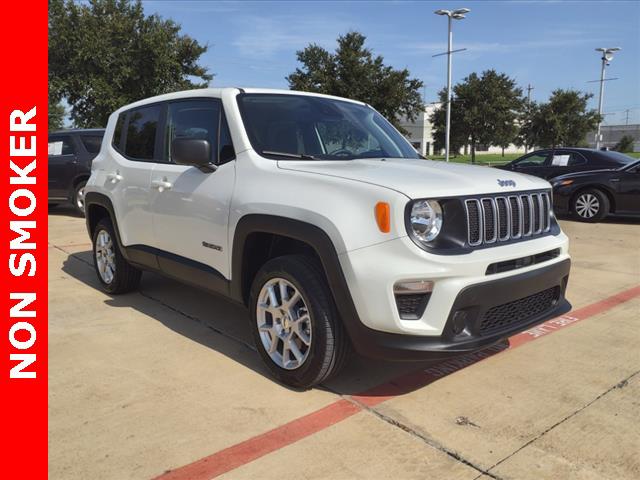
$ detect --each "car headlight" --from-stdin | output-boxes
[409,199,443,243]
[552,179,574,188]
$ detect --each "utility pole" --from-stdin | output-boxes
[594,47,621,149]
[624,108,630,125]
[525,84,534,153]
[434,8,470,161]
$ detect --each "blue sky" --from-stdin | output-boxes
[144,0,640,124]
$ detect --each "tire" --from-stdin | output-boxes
[73,181,87,216]
[571,188,609,222]
[92,217,142,294]
[249,255,350,389]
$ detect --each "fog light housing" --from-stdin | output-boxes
[394,281,433,320]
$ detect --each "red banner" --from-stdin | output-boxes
[1,2,48,478]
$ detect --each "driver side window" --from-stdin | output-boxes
[514,152,549,167]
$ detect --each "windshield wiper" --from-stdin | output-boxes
[261,150,315,160]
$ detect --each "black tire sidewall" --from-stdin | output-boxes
[249,256,338,389]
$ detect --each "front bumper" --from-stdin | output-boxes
[344,258,571,360]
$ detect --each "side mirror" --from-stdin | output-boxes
[172,138,215,172]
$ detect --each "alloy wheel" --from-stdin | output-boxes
[76,186,86,213]
[95,230,116,284]
[256,278,312,370]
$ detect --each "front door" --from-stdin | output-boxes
[612,165,640,214]
[509,151,551,178]
[150,98,236,280]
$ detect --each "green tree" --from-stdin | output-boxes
[525,90,600,149]
[429,91,467,156]
[614,135,635,153]
[49,0,212,128]
[430,70,523,162]
[49,98,66,131]
[287,32,424,131]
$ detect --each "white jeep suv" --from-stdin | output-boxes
[85,88,571,388]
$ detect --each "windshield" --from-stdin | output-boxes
[237,93,421,161]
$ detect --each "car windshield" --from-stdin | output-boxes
[237,93,421,161]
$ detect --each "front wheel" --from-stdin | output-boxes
[572,189,609,222]
[249,255,350,389]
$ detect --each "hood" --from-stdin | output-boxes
[277,157,550,199]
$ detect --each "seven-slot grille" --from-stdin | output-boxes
[465,192,551,247]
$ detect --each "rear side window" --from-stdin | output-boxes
[166,100,220,163]
[48,136,75,156]
[112,113,126,152]
[80,135,104,154]
[125,105,161,160]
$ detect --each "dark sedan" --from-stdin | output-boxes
[497,148,635,180]
[551,160,640,222]
[48,128,105,215]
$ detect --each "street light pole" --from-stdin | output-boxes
[434,8,470,162]
[594,47,621,150]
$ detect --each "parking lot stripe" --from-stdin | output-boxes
[154,284,640,480]
[156,399,360,480]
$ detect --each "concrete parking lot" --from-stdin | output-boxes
[48,207,640,480]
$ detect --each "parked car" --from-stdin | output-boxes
[551,160,640,222]
[84,88,571,388]
[497,148,636,180]
[48,128,105,215]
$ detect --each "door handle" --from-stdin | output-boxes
[610,178,620,182]
[106,171,123,183]
[151,178,173,192]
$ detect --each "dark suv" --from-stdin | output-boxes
[48,129,105,215]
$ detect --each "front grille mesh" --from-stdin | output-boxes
[466,191,551,247]
[480,287,559,335]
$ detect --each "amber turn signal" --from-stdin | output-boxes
[375,202,391,233]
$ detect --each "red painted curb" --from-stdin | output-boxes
[155,284,640,480]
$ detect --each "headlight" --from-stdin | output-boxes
[409,200,443,243]
[552,179,574,188]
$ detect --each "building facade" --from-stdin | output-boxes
[585,124,640,151]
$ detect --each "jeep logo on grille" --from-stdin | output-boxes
[497,179,516,188]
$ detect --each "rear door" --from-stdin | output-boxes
[48,134,78,200]
[150,98,236,279]
[108,105,161,247]
[545,151,591,179]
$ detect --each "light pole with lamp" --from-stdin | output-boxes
[434,8,470,162]
[594,47,621,150]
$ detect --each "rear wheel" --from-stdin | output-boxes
[73,181,87,216]
[92,217,141,294]
[249,255,350,388]
[572,189,609,222]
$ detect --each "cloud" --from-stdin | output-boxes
[231,15,352,58]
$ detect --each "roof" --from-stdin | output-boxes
[50,128,105,135]
[114,87,366,114]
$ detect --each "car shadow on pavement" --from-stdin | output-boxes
[61,249,498,397]
[48,204,84,218]
[557,214,640,225]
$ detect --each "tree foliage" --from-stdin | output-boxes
[430,70,523,162]
[521,90,600,149]
[287,32,424,131]
[614,135,635,153]
[49,98,66,131]
[49,0,212,128]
